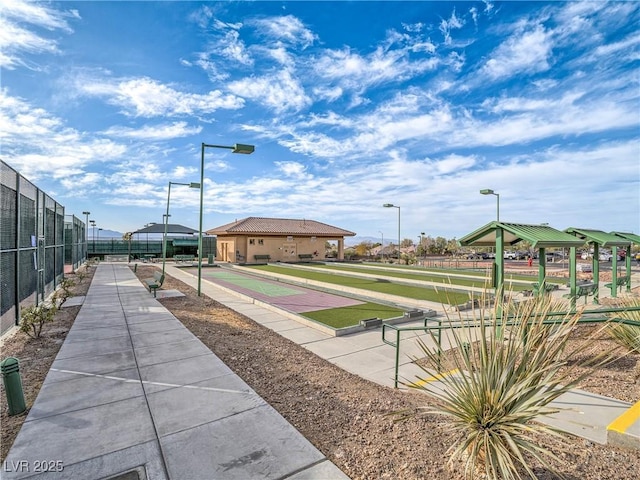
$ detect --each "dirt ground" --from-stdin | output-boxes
[1,263,639,479]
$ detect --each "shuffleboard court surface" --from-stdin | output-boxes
[188,268,364,313]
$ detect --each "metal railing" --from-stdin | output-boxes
[382,306,640,388]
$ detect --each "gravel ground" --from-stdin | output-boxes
[1,263,639,479]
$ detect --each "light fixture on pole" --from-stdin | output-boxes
[383,204,400,259]
[198,142,255,296]
[162,181,200,276]
[82,211,90,258]
[480,189,500,222]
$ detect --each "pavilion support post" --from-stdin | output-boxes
[495,227,505,323]
[538,247,546,294]
[611,247,618,298]
[626,245,632,293]
[569,247,577,310]
[592,244,600,304]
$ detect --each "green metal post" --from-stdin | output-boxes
[569,247,577,310]
[1,357,26,415]
[592,244,600,304]
[626,245,632,293]
[611,246,618,298]
[394,329,400,389]
[538,247,546,295]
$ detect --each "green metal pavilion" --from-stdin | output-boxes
[458,222,587,303]
[565,228,633,299]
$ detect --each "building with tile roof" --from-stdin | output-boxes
[206,217,356,263]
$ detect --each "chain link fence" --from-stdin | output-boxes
[1,160,69,335]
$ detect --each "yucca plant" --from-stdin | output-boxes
[400,292,617,480]
[607,296,640,353]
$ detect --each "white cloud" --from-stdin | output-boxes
[482,24,552,80]
[252,15,317,49]
[103,122,202,140]
[0,89,128,183]
[439,8,464,45]
[274,161,310,180]
[74,76,245,117]
[0,0,77,69]
[227,69,310,113]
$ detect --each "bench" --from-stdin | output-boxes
[254,254,270,263]
[298,254,314,261]
[563,283,598,304]
[532,282,559,295]
[174,255,195,264]
[604,276,627,292]
[143,271,165,297]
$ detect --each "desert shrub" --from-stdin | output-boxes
[607,296,640,353]
[76,268,87,284]
[19,303,58,339]
[399,294,616,480]
[57,278,75,303]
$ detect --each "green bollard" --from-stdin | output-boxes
[1,357,27,415]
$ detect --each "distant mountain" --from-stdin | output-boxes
[90,229,123,238]
[346,236,393,247]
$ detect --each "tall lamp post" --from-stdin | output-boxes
[90,220,96,254]
[162,181,200,276]
[378,231,384,262]
[82,211,90,260]
[97,228,103,256]
[383,204,400,260]
[198,142,255,296]
[480,189,500,222]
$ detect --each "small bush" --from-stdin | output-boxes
[19,303,58,339]
[58,278,75,303]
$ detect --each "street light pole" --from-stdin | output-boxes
[163,181,200,276]
[378,231,384,263]
[198,142,255,296]
[90,220,96,254]
[480,189,500,222]
[82,211,90,260]
[383,204,400,260]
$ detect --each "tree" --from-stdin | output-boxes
[355,241,373,257]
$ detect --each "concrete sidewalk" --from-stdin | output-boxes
[3,263,348,480]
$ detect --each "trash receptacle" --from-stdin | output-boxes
[1,357,26,415]
[207,254,214,265]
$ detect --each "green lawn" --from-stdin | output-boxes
[248,265,474,305]
[360,262,566,285]
[302,302,405,329]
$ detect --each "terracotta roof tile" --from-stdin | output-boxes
[207,217,356,237]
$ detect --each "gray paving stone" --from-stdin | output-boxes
[3,396,157,478]
[133,338,212,367]
[127,319,187,334]
[129,327,194,348]
[26,369,144,421]
[0,440,167,480]
[146,374,264,436]
[43,364,140,387]
[55,334,133,360]
[139,354,235,394]
[50,350,137,378]
[160,404,326,480]
[63,325,130,342]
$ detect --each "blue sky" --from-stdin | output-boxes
[2,0,639,243]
